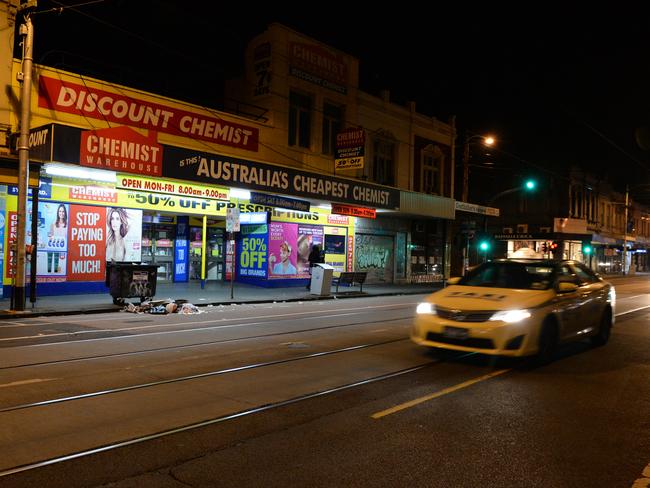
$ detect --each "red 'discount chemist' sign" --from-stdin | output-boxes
[67,205,106,281]
[80,126,163,177]
[39,76,259,152]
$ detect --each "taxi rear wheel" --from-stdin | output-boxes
[590,308,612,347]
[536,319,558,365]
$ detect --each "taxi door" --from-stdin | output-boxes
[570,263,607,331]
[553,265,583,340]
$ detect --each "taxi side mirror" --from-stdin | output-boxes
[447,277,461,285]
[557,282,579,293]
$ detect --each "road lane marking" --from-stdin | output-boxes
[0,378,58,388]
[371,368,511,419]
[616,305,650,317]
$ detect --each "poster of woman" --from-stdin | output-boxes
[296,224,323,276]
[268,222,298,277]
[106,207,142,262]
[38,202,69,276]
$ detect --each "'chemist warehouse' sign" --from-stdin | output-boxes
[162,146,400,210]
[67,206,106,281]
[38,76,259,152]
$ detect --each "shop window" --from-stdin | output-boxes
[288,91,312,148]
[324,234,346,254]
[322,102,343,155]
[372,136,395,186]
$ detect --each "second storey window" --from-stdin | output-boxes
[421,144,444,195]
[289,91,312,148]
[373,136,395,186]
[322,102,343,155]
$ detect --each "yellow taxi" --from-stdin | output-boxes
[411,259,615,362]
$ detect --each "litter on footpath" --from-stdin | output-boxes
[121,299,201,315]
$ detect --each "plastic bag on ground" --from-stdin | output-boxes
[180,303,201,314]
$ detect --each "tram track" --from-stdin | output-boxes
[0,335,446,477]
[0,302,416,342]
[0,314,414,369]
[0,337,411,413]
[0,358,442,478]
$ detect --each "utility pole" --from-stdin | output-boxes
[623,184,629,275]
[461,137,470,203]
[13,1,36,311]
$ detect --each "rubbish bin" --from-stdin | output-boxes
[106,262,158,304]
[310,263,334,296]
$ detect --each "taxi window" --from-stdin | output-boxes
[570,263,600,284]
[459,262,552,290]
[556,265,580,285]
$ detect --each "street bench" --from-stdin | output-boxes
[332,271,367,293]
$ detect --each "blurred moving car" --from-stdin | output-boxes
[411,259,615,362]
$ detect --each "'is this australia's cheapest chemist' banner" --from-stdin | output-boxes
[162,146,400,210]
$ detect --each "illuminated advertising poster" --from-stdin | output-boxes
[239,224,268,279]
[40,202,69,252]
[32,202,69,281]
[6,211,17,279]
[68,205,106,281]
[0,199,4,296]
[296,225,323,277]
[105,207,142,262]
[268,222,298,278]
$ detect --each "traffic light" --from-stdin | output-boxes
[479,239,490,251]
[541,242,548,253]
[549,241,559,251]
[525,179,536,190]
[582,241,592,255]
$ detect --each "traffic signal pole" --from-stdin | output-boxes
[13,9,34,311]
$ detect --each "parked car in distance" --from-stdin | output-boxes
[411,259,615,362]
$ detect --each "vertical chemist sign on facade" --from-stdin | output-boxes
[335,128,365,171]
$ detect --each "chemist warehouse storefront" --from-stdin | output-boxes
[3,122,402,297]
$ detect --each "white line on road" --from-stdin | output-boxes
[0,378,58,388]
[0,306,414,344]
[616,305,650,317]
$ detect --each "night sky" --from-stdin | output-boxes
[17,1,650,202]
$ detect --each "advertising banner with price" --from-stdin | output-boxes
[239,225,268,279]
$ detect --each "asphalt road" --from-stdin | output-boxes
[0,276,649,487]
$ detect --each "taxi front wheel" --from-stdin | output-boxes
[590,309,612,347]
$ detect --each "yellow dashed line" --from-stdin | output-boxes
[372,368,511,419]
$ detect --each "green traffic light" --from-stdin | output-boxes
[583,245,592,255]
[479,241,489,251]
[525,180,536,190]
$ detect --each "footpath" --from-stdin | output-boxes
[0,280,443,319]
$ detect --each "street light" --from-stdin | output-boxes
[483,179,537,232]
[462,134,495,202]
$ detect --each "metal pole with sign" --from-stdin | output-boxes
[13,8,34,311]
[226,205,240,300]
[201,215,207,289]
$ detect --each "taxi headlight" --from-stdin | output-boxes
[489,309,531,323]
[416,302,436,315]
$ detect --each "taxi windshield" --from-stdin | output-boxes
[459,262,553,290]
